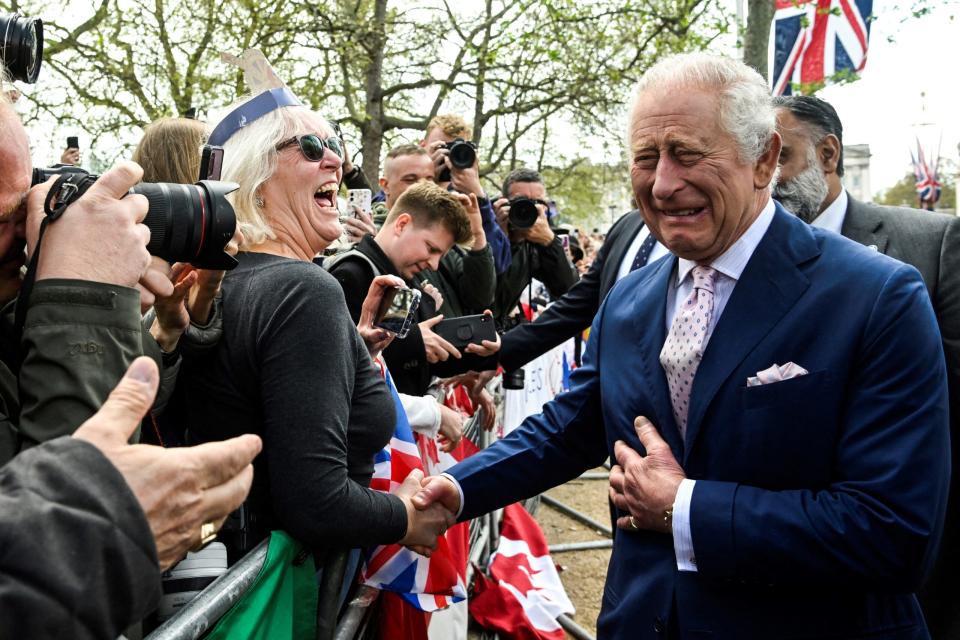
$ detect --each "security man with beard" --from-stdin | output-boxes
[773,94,960,640]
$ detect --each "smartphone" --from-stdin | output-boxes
[199,145,224,181]
[347,188,372,215]
[66,136,79,150]
[560,233,571,260]
[374,286,422,339]
[433,314,497,349]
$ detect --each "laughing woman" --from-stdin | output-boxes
[180,91,451,566]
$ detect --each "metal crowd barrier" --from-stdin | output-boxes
[145,538,269,640]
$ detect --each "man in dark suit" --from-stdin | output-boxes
[774,94,960,639]
[498,206,667,371]
[413,53,949,638]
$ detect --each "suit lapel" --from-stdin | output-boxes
[630,255,683,456]
[841,196,889,254]
[683,207,820,463]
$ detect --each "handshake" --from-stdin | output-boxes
[396,471,463,556]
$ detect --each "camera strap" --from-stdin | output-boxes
[13,173,87,355]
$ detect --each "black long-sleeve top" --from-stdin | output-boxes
[183,252,405,552]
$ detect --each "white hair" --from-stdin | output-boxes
[214,100,333,247]
[627,52,776,164]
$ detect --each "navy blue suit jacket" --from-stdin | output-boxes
[450,205,950,639]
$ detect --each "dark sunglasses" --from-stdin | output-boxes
[276,134,344,162]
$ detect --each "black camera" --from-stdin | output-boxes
[1,12,42,83]
[437,138,477,182]
[32,165,239,270]
[507,196,541,230]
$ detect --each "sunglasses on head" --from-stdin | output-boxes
[276,134,344,162]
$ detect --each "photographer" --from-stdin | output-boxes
[492,168,579,323]
[422,114,511,275]
[0,77,258,637]
[375,144,495,318]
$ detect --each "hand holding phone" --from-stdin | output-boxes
[374,286,422,339]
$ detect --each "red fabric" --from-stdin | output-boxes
[469,572,565,640]
[378,592,431,640]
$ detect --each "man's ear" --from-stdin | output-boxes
[817,134,841,175]
[392,212,411,234]
[754,132,782,190]
[378,176,388,192]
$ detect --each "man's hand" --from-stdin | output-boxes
[523,210,555,246]
[453,192,485,251]
[396,469,456,556]
[60,147,81,166]
[150,260,197,351]
[609,416,686,534]
[437,404,464,453]
[419,315,462,362]
[357,274,405,359]
[421,282,444,311]
[28,161,173,304]
[342,205,377,244]
[74,357,261,570]
[492,197,510,235]
[464,311,500,357]
[413,474,462,518]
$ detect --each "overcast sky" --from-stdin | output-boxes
[756,0,959,196]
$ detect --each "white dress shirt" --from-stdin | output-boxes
[616,222,671,281]
[670,198,776,571]
[444,200,778,541]
[809,188,848,235]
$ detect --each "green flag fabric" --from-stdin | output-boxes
[205,531,317,639]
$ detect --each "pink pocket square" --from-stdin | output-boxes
[746,362,809,387]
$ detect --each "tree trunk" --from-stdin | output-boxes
[743,0,775,80]
[361,0,388,182]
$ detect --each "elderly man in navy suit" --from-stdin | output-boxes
[413,53,950,639]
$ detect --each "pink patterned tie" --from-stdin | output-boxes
[659,265,717,439]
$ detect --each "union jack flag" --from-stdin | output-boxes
[361,363,468,612]
[769,0,873,96]
[911,139,942,205]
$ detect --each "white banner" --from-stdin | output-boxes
[501,340,575,437]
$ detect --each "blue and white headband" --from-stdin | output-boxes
[208,86,301,146]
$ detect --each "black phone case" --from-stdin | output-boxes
[433,314,496,348]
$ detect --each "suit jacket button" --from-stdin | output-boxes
[654,617,665,634]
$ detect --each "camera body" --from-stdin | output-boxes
[32,165,239,270]
[507,196,540,230]
[437,138,477,182]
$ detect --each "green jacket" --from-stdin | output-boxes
[0,279,150,464]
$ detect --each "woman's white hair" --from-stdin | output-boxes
[215,100,333,247]
[627,52,776,164]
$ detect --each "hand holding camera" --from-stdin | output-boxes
[27,161,167,301]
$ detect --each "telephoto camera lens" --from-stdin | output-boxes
[446,138,477,169]
[31,167,239,270]
[0,13,43,83]
[133,180,239,270]
[508,196,540,230]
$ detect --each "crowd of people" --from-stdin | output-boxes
[0,36,958,640]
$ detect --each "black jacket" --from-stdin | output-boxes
[499,210,644,371]
[326,236,495,395]
[493,236,579,323]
